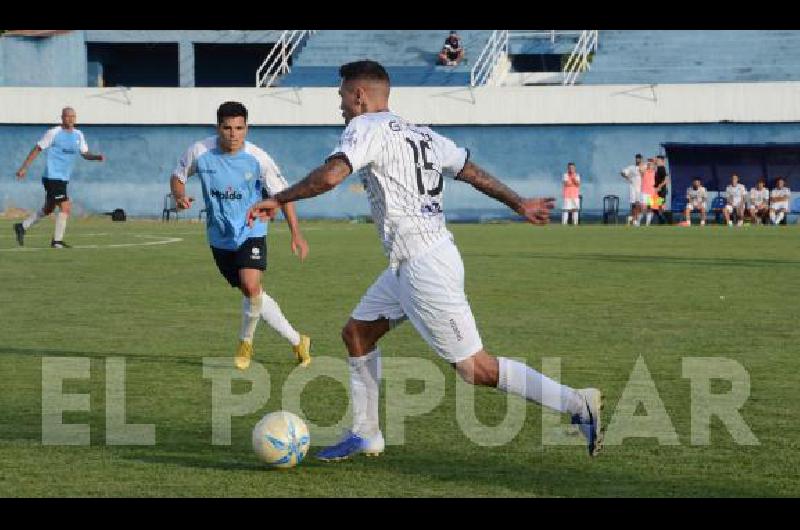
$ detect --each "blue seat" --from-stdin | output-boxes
[786,196,800,224]
[602,194,620,224]
[711,195,727,224]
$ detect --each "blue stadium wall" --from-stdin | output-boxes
[2,122,800,220]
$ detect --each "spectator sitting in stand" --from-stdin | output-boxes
[438,31,465,66]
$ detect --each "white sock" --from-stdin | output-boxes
[53,212,68,241]
[571,211,579,225]
[770,211,776,224]
[645,212,653,226]
[776,211,785,224]
[562,211,569,225]
[239,293,263,342]
[496,357,585,416]
[259,292,300,346]
[22,209,44,230]
[348,348,381,438]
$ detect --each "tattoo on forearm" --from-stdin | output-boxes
[275,166,337,204]
[456,161,523,212]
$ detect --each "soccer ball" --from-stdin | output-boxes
[252,411,310,469]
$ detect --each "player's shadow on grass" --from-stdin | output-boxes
[0,346,205,368]
[120,448,333,473]
[472,252,800,269]
[124,450,267,472]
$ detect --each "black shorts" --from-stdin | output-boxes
[42,178,69,204]
[211,237,267,288]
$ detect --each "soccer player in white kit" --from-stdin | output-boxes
[14,107,105,248]
[748,178,770,225]
[248,60,603,461]
[681,178,708,226]
[621,154,643,225]
[723,174,747,227]
[769,177,792,225]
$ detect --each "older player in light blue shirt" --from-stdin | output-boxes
[14,107,104,248]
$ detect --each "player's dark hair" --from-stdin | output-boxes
[635,154,642,159]
[567,162,576,166]
[217,101,248,124]
[758,178,766,185]
[339,60,391,85]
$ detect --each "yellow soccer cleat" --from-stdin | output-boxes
[293,335,312,367]
[235,340,254,370]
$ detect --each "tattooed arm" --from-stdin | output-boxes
[273,157,352,204]
[247,156,352,225]
[456,161,554,224]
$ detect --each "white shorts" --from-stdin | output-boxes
[563,197,580,211]
[686,202,706,212]
[771,204,789,212]
[351,237,483,364]
[725,203,743,213]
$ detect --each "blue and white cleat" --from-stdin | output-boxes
[316,429,385,462]
[571,388,604,457]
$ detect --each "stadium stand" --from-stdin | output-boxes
[580,30,800,85]
[277,30,492,87]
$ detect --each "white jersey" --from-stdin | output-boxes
[725,183,747,206]
[329,111,469,269]
[770,186,791,208]
[749,187,769,208]
[687,186,708,204]
[621,164,641,202]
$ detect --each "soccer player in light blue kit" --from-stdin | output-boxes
[14,107,105,248]
[170,101,312,370]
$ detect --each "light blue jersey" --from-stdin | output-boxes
[37,126,89,181]
[173,137,289,250]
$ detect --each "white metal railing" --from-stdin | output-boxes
[562,30,599,86]
[509,30,583,43]
[470,30,509,87]
[256,30,316,88]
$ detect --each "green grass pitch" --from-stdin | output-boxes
[1,217,798,497]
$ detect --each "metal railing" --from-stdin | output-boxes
[256,30,316,88]
[470,30,509,87]
[562,30,599,86]
[509,30,583,43]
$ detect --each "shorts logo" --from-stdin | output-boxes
[449,318,463,342]
[251,247,261,260]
